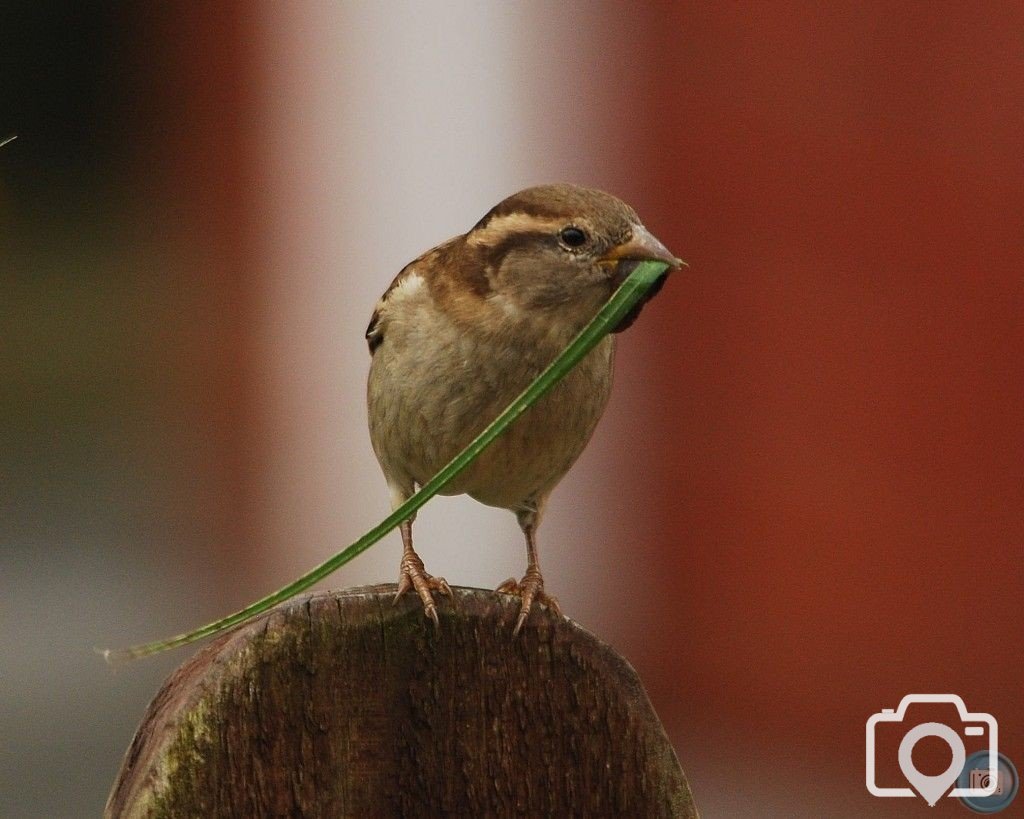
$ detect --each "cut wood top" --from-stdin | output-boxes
[107,585,697,818]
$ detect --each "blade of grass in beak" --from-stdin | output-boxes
[102,259,674,661]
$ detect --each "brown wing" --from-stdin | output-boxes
[364,259,418,354]
[365,308,384,353]
[365,236,465,355]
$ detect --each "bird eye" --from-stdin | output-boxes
[559,226,588,248]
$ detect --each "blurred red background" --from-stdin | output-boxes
[3,3,1020,816]
[632,4,1023,815]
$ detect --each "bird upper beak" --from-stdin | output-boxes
[598,226,684,332]
[599,225,683,271]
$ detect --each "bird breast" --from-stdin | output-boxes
[367,277,614,510]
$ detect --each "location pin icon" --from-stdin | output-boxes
[898,723,967,806]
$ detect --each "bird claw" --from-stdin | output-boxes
[496,571,561,636]
[395,553,451,628]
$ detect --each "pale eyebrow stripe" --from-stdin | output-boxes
[467,213,567,246]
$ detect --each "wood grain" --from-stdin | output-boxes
[107,585,697,818]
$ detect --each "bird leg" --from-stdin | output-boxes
[394,519,451,627]
[497,513,561,636]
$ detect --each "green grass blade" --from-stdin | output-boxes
[102,260,671,661]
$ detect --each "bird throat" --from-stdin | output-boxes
[610,260,669,333]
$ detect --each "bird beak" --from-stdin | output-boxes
[598,226,685,332]
[599,226,684,286]
[601,225,682,268]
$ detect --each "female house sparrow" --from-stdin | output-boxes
[366,184,681,633]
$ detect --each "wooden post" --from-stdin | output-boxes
[107,585,698,818]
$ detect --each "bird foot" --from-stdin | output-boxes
[395,552,452,628]
[496,571,561,636]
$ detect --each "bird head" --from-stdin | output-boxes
[465,184,682,335]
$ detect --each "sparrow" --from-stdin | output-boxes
[366,184,681,634]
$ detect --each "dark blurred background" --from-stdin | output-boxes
[2,3,1021,817]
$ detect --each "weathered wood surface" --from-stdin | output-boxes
[107,585,697,818]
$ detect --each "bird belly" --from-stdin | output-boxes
[368,314,614,509]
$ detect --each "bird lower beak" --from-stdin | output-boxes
[600,226,684,288]
[599,225,684,333]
